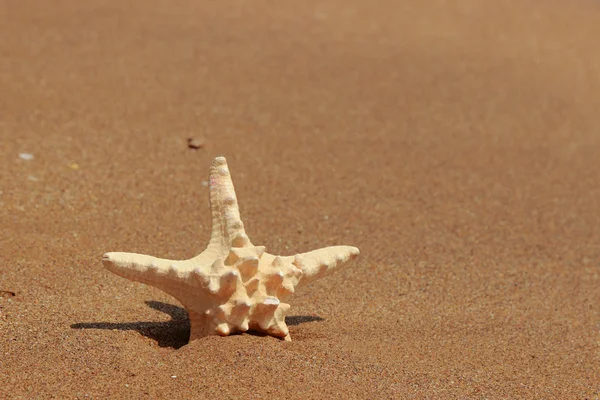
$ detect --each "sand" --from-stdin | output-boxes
[1,0,600,398]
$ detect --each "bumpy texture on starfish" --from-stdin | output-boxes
[102,157,360,342]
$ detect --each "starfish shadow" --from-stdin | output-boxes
[71,301,190,349]
[71,301,324,349]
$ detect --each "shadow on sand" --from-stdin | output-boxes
[71,300,324,349]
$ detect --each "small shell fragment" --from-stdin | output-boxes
[187,137,205,149]
[19,153,34,161]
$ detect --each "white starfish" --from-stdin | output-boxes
[102,157,360,342]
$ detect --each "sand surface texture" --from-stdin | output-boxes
[1,1,600,398]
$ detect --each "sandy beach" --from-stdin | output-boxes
[1,0,600,398]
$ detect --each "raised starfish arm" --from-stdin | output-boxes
[207,157,251,251]
[293,245,360,287]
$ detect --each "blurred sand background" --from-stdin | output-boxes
[1,0,600,398]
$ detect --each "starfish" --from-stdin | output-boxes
[102,157,360,342]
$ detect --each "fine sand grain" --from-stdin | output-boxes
[1,1,600,398]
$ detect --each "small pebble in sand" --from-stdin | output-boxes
[171,375,177,379]
[187,137,205,150]
[201,180,208,187]
[19,153,34,160]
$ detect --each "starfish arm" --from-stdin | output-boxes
[293,245,360,287]
[207,157,251,251]
[102,252,208,305]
